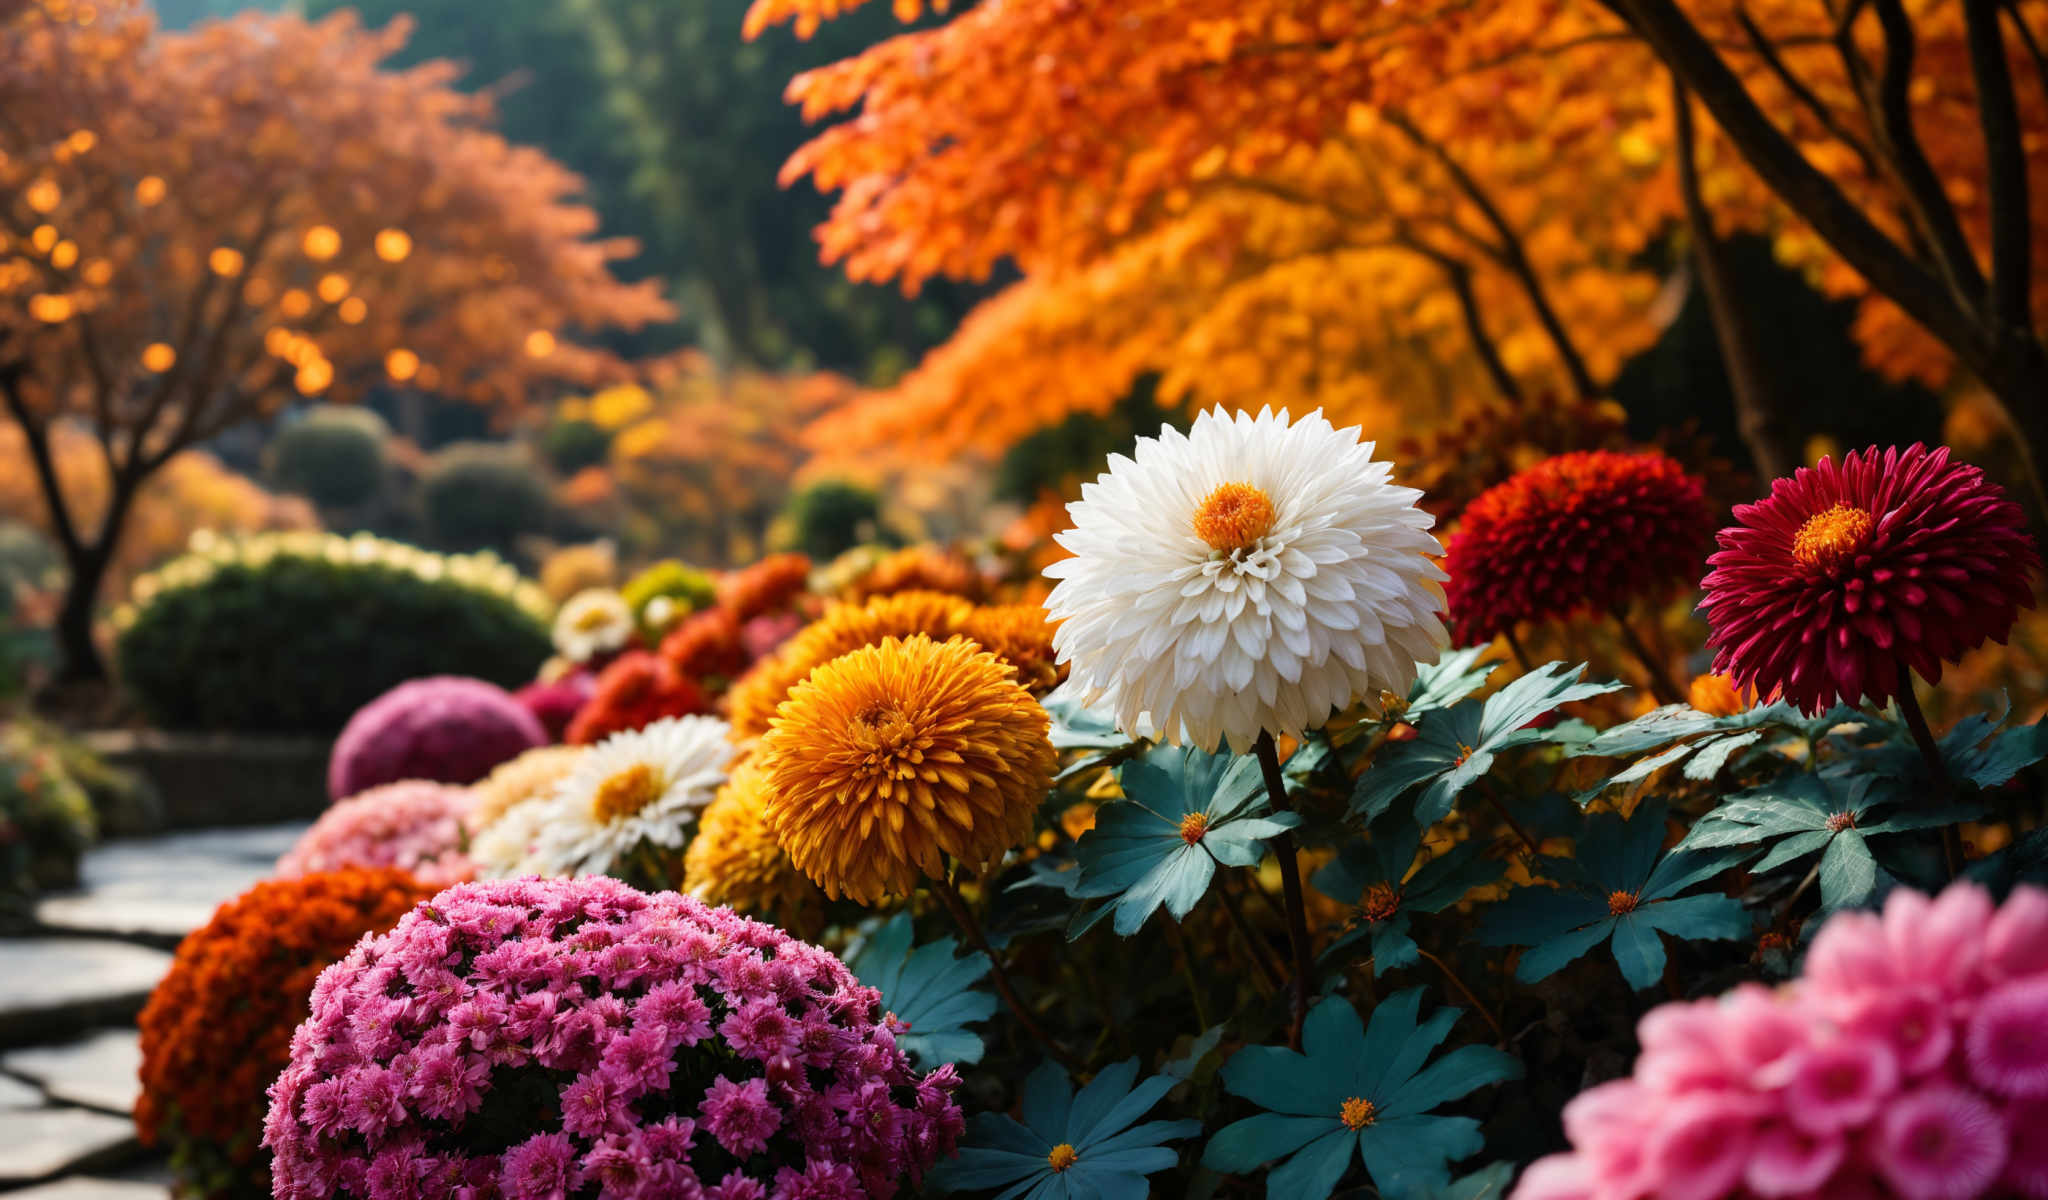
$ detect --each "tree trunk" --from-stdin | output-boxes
[53,546,111,683]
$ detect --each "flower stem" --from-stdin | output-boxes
[1254,730,1317,1050]
[1892,669,1962,879]
[1217,877,1285,994]
[1610,606,1684,705]
[1416,946,1506,1046]
[932,872,1083,1072]
[1502,627,1533,673]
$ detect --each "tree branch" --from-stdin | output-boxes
[1401,235,1526,404]
[1733,6,1884,181]
[1381,110,1602,400]
[1602,0,1988,370]
[1965,0,2033,332]
[1,371,85,560]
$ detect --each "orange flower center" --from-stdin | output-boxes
[1360,882,1402,923]
[1193,482,1276,552]
[591,763,665,822]
[1178,811,1211,845]
[572,605,617,632]
[1825,811,1857,833]
[1607,890,1640,916]
[1047,1143,1079,1172]
[1340,1097,1378,1129]
[1791,504,1874,573]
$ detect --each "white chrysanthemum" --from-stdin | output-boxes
[1044,406,1448,753]
[470,797,551,878]
[525,715,733,877]
[552,588,633,663]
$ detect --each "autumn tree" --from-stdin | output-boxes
[574,351,858,564]
[751,0,2046,488]
[0,0,671,680]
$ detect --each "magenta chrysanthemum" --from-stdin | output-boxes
[1512,882,2048,1200]
[328,675,548,800]
[1700,444,2039,714]
[1443,449,1715,644]
[263,876,961,1200]
[274,780,476,887]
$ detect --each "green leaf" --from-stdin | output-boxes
[1044,680,1139,751]
[1354,662,1625,825]
[1404,646,1499,718]
[847,911,998,1068]
[1201,1114,1336,1174]
[1817,828,1878,910]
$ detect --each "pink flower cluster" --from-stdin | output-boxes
[275,781,477,889]
[263,876,962,1200]
[1515,882,2048,1200]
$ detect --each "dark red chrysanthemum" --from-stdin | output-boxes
[1700,443,2039,714]
[1444,450,1716,644]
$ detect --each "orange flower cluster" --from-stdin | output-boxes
[726,591,975,739]
[718,553,814,622]
[837,544,986,604]
[136,867,434,1198]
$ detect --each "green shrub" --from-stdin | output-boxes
[268,406,389,509]
[1,721,98,920]
[619,559,716,637]
[115,532,552,734]
[420,442,551,554]
[0,521,60,590]
[780,479,886,561]
[540,417,612,475]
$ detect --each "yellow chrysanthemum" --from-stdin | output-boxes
[726,591,975,740]
[470,745,586,830]
[758,634,1056,905]
[957,603,1065,696]
[682,757,819,922]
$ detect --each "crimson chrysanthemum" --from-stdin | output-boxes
[1699,443,2039,714]
[1444,450,1715,644]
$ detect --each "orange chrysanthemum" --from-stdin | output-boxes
[718,552,814,622]
[840,544,986,604]
[726,591,976,739]
[682,756,821,925]
[136,868,434,1198]
[470,744,585,829]
[956,603,1065,696]
[1686,673,1761,718]
[758,634,1056,904]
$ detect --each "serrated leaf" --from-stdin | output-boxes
[1404,646,1498,718]
[1817,828,1878,910]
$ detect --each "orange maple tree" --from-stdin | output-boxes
[753,0,2047,489]
[0,0,672,679]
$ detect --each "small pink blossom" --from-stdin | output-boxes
[1869,1085,2008,1200]
[1965,978,2048,1097]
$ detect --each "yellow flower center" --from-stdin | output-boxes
[1178,811,1211,845]
[572,605,616,632]
[591,763,665,822]
[1047,1143,1079,1172]
[1193,482,1276,552]
[1607,889,1640,916]
[1791,503,1874,573]
[1340,1097,1378,1129]
[1360,882,1401,924]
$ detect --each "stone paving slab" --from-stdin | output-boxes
[0,1107,138,1185]
[3,1030,142,1115]
[0,940,172,1048]
[32,823,307,945]
[1,1179,170,1200]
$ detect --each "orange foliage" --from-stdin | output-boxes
[595,351,860,564]
[0,419,317,604]
[756,0,2048,457]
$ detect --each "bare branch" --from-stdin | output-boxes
[1965,0,2033,332]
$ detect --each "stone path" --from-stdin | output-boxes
[0,823,306,1195]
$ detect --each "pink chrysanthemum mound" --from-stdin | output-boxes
[1513,882,2048,1200]
[263,876,963,1200]
[328,675,548,800]
[1444,450,1715,644]
[1700,443,2039,714]
[514,672,595,743]
[275,781,477,888]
